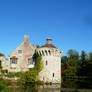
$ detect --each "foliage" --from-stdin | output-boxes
[1,72,22,78]
[21,51,43,85]
[21,70,38,85]
[0,53,4,71]
[35,53,44,73]
[0,53,4,57]
[0,78,10,92]
[36,45,40,48]
[62,49,92,88]
[64,50,79,77]
[5,72,21,78]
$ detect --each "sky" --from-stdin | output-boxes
[0,0,92,57]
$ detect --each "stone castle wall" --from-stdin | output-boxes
[37,47,62,83]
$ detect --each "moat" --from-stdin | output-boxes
[1,83,92,92]
[4,85,92,92]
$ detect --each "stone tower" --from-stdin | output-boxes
[37,38,63,83]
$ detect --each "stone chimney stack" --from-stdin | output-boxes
[46,37,52,44]
[24,35,29,47]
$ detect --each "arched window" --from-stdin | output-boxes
[48,50,51,55]
[39,51,41,56]
[45,50,48,56]
[46,60,48,65]
[42,50,45,56]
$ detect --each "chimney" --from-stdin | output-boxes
[46,37,52,44]
[24,35,29,47]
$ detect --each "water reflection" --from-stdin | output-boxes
[5,84,61,92]
[62,78,92,89]
[1,83,92,92]
[38,85,61,92]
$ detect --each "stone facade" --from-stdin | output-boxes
[37,38,62,83]
[8,35,36,72]
[1,35,63,83]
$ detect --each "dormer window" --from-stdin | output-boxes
[18,50,22,54]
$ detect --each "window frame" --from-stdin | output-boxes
[10,58,18,64]
[28,58,34,65]
[18,50,22,54]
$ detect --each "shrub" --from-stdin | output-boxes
[21,51,44,85]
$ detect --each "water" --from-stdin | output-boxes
[1,80,92,92]
[3,84,92,92]
[6,84,61,92]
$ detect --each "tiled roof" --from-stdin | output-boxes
[41,43,56,48]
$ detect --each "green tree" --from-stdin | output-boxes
[61,56,68,65]
[64,50,80,77]
[88,52,92,61]
[78,51,88,76]
[21,51,43,85]
[0,53,4,57]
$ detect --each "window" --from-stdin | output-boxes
[53,73,54,77]
[42,50,45,56]
[43,77,45,80]
[48,50,51,55]
[10,58,17,64]
[45,50,48,55]
[46,60,48,65]
[28,58,34,64]
[18,50,22,54]
[39,51,41,56]
[10,67,16,69]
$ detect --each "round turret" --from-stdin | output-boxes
[37,38,63,83]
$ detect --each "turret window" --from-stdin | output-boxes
[39,51,41,56]
[42,50,45,56]
[46,60,48,65]
[48,50,51,55]
[53,73,55,77]
[45,50,48,56]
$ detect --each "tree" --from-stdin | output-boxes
[78,51,88,76]
[88,52,92,61]
[61,56,68,65]
[21,51,44,85]
[64,50,80,77]
[80,51,87,63]
[0,53,4,57]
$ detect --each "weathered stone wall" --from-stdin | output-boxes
[7,35,62,84]
[37,47,62,83]
[8,35,36,72]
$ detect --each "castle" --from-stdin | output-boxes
[0,35,63,83]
